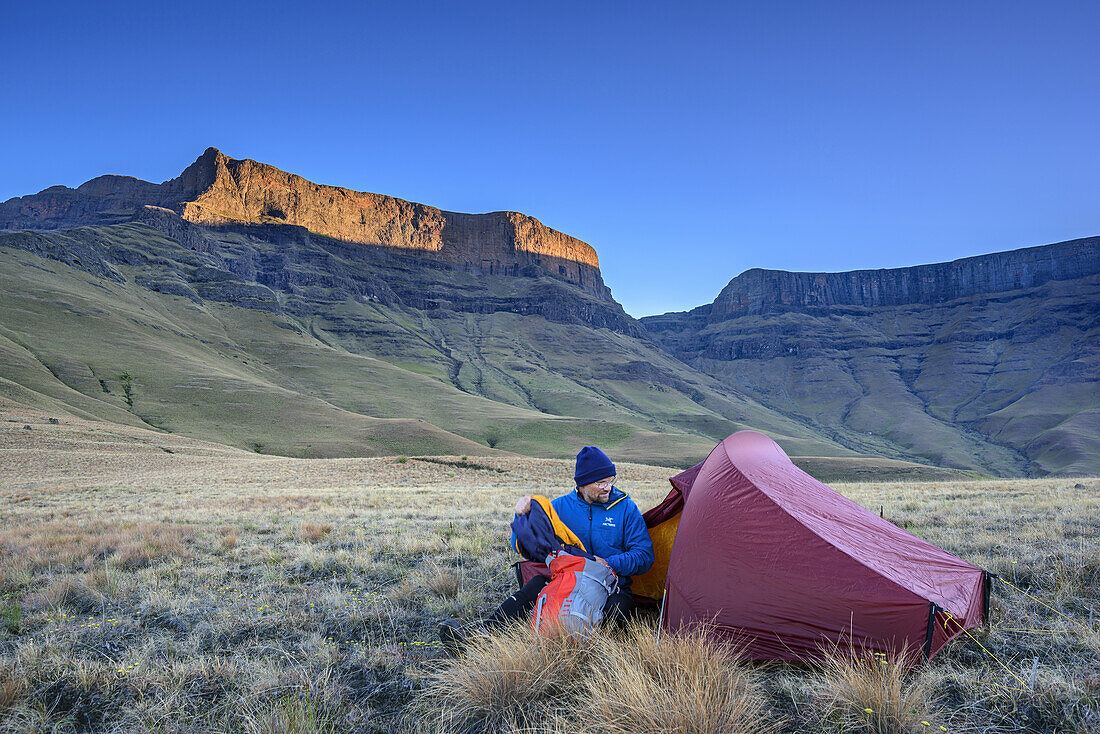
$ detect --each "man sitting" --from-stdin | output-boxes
[440,446,655,649]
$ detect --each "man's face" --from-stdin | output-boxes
[579,476,615,504]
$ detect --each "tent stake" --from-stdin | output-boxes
[1029,657,1039,689]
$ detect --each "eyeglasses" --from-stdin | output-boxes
[592,477,616,489]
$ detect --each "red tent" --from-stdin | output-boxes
[633,430,989,662]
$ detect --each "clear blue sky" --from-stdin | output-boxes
[2,1,1098,316]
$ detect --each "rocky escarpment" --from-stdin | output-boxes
[0,147,606,297]
[699,238,1100,318]
[0,215,644,337]
[642,239,1100,476]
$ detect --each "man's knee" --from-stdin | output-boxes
[603,591,633,624]
[487,575,548,626]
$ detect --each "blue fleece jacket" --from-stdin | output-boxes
[511,487,655,578]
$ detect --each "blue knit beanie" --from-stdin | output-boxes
[574,446,616,487]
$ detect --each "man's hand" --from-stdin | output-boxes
[514,495,532,515]
[595,556,617,577]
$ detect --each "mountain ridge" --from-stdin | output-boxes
[1,147,606,298]
[642,240,1100,476]
[1,148,1096,475]
[651,237,1100,322]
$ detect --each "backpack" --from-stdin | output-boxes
[511,495,619,638]
[533,552,618,637]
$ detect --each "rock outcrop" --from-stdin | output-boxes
[642,239,1100,476]
[0,147,605,296]
[703,238,1100,318]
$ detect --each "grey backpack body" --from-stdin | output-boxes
[533,552,618,638]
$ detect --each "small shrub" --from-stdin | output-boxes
[119,371,134,407]
[809,644,935,734]
[396,456,408,464]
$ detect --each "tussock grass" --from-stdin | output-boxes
[425,562,461,599]
[0,661,24,713]
[25,574,103,614]
[0,408,1097,733]
[808,644,934,734]
[235,670,357,734]
[220,527,239,550]
[300,521,333,542]
[418,621,590,733]
[419,622,776,734]
[0,519,192,576]
[575,623,777,734]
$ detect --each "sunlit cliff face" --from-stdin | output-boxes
[177,148,602,280]
[0,147,606,296]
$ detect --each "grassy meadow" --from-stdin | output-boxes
[0,401,1097,733]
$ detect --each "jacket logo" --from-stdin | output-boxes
[602,518,616,528]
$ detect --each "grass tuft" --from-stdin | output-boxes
[1,598,20,634]
[419,622,776,734]
[418,622,589,732]
[426,563,461,599]
[0,661,25,713]
[220,527,240,550]
[27,575,103,614]
[573,622,777,734]
[240,690,345,734]
[301,522,333,542]
[809,644,935,734]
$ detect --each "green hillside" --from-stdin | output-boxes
[0,223,862,469]
[643,267,1100,476]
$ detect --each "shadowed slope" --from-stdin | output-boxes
[643,240,1100,475]
[0,229,854,466]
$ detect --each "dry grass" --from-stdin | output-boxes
[300,521,333,542]
[574,623,777,734]
[425,562,461,599]
[24,575,103,614]
[418,622,590,732]
[234,670,360,734]
[808,644,935,734]
[419,622,776,734]
[0,519,192,576]
[0,661,24,713]
[0,402,1097,733]
[220,527,240,550]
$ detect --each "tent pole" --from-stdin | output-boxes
[657,587,667,641]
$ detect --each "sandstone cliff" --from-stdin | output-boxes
[642,239,1100,476]
[699,238,1100,319]
[0,148,606,296]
